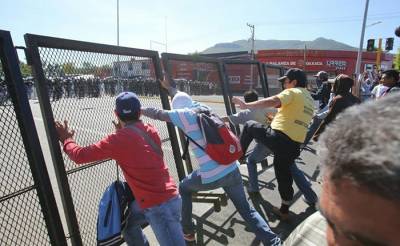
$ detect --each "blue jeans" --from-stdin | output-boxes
[123,201,149,246]
[303,116,323,146]
[123,196,185,246]
[179,168,281,245]
[247,143,318,204]
[247,142,272,193]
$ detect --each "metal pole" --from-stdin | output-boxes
[116,0,120,77]
[165,16,168,52]
[355,0,370,76]
[117,0,120,46]
[247,23,255,89]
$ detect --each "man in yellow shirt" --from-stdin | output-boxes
[232,68,314,220]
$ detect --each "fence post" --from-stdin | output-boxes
[24,33,83,246]
[153,55,187,181]
[0,29,67,246]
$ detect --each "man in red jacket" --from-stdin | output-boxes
[55,91,185,246]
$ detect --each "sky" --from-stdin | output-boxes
[1,0,399,57]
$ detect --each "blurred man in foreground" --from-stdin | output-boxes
[284,93,400,246]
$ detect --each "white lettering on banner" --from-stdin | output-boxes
[229,76,241,84]
[306,61,323,66]
[266,61,290,66]
[266,61,324,66]
[326,60,347,70]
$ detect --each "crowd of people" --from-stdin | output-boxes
[39,76,161,101]
[359,68,400,101]
[0,76,223,105]
[52,66,399,246]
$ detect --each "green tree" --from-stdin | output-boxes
[20,61,32,77]
[62,62,75,75]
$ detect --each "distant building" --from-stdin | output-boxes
[199,49,393,92]
[112,58,154,78]
[256,49,394,77]
[168,52,260,93]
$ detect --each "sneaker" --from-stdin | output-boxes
[271,206,289,221]
[183,233,196,242]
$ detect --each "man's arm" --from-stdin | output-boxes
[141,107,172,122]
[55,120,113,164]
[160,79,210,109]
[232,96,281,110]
[160,79,178,98]
[63,138,113,164]
[224,110,253,125]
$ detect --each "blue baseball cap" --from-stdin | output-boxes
[115,92,141,118]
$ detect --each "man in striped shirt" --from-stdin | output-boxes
[142,80,281,245]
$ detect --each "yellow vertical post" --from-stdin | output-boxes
[376,38,382,69]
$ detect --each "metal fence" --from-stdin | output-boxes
[222,60,267,97]
[221,60,271,165]
[161,53,233,168]
[263,63,285,96]
[24,34,184,245]
[0,30,66,245]
[222,60,268,116]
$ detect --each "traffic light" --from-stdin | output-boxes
[385,37,394,51]
[367,39,375,51]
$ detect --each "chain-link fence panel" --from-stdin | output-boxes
[222,60,273,160]
[263,64,285,96]
[161,53,233,174]
[25,34,183,245]
[0,30,66,246]
[223,62,267,97]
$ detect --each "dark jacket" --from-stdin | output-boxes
[311,81,332,109]
[313,77,361,140]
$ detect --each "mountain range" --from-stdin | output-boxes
[201,37,357,54]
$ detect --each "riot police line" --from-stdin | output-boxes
[0,76,223,105]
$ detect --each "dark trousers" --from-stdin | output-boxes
[240,121,300,202]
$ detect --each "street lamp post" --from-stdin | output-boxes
[354,0,370,76]
[117,0,119,46]
[367,21,382,28]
